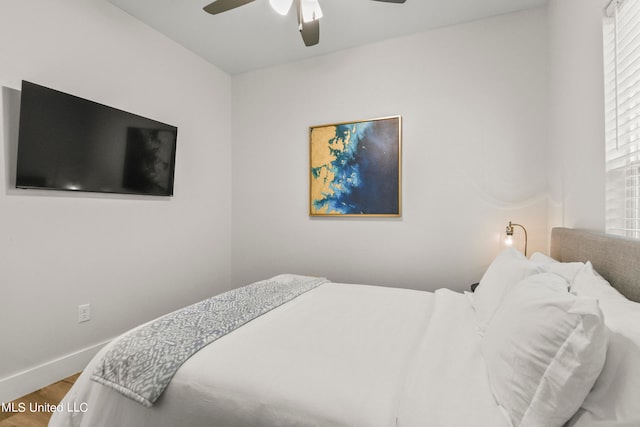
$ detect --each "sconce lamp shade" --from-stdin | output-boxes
[270,0,322,22]
[269,0,293,15]
[300,0,323,22]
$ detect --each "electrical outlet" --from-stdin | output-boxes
[78,304,91,323]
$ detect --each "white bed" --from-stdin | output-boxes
[49,228,640,427]
[49,283,507,427]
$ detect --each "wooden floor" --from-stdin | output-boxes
[0,374,79,427]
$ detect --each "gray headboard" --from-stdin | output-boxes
[550,227,640,303]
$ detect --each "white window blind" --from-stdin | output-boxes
[604,0,640,238]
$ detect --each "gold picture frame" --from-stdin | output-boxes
[309,115,402,217]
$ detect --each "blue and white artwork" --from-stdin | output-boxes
[310,116,401,216]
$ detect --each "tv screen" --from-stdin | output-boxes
[16,81,177,196]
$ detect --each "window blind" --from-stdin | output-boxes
[604,0,640,238]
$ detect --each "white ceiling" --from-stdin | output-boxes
[108,0,547,75]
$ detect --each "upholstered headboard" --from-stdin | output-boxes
[550,227,640,303]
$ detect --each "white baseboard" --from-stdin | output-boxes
[0,340,110,403]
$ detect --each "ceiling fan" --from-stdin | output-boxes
[203,0,406,47]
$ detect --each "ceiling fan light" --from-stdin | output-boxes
[269,0,293,15]
[300,0,322,23]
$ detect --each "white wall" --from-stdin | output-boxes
[547,0,607,231]
[231,9,550,291]
[0,0,232,401]
[2,0,607,402]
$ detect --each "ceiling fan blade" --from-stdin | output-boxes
[300,19,320,46]
[296,0,319,46]
[203,0,255,15]
[370,0,406,3]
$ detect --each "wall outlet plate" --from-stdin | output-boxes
[78,304,91,323]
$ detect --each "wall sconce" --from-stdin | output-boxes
[505,221,528,256]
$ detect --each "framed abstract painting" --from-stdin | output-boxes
[309,115,402,217]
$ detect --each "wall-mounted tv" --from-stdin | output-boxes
[16,81,177,196]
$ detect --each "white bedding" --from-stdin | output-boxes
[49,282,507,427]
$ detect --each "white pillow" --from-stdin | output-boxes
[472,247,544,332]
[570,261,625,300]
[529,251,556,266]
[482,273,608,427]
[529,252,584,284]
[568,297,640,427]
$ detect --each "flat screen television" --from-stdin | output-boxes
[16,81,177,196]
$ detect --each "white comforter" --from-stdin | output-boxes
[49,282,507,427]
